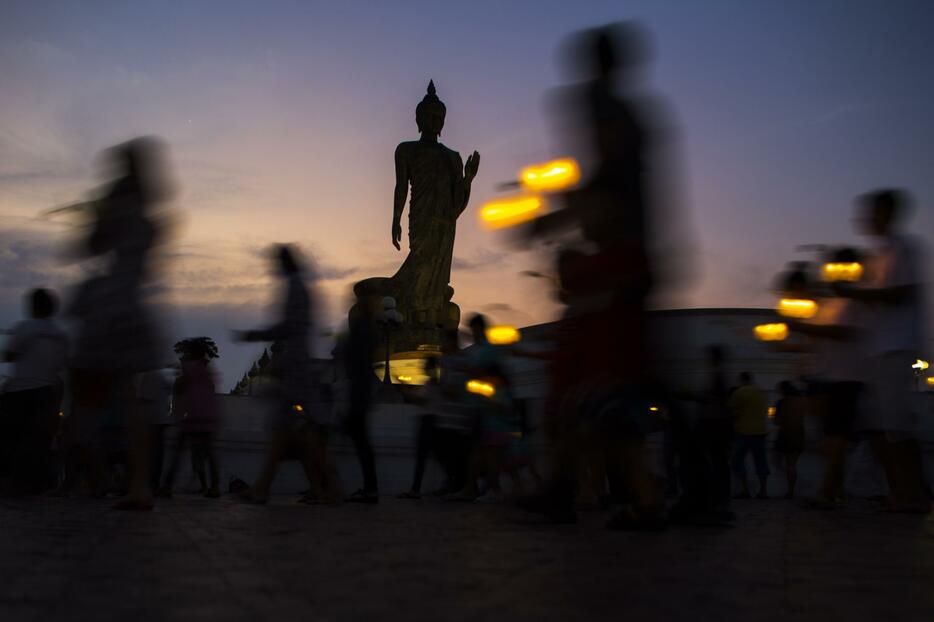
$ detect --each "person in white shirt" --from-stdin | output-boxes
[1,289,69,493]
[835,189,929,513]
[786,250,867,509]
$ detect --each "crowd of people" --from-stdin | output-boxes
[0,23,930,529]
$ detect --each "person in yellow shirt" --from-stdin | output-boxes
[729,372,769,499]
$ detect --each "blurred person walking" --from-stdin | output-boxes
[234,246,336,504]
[1,289,68,494]
[772,381,806,499]
[729,372,770,499]
[63,137,173,510]
[835,189,930,513]
[157,338,221,498]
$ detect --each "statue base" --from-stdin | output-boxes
[352,277,460,382]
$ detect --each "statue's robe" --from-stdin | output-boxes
[391,140,465,327]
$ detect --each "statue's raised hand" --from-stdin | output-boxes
[392,218,403,250]
[464,151,480,182]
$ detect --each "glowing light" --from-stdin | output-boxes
[292,404,304,412]
[912,359,929,371]
[518,158,581,193]
[486,325,521,345]
[777,298,818,320]
[466,379,495,397]
[58,411,64,418]
[768,406,776,419]
[479,195,544,230]
[398,375,413,383]
[648,405,660,412]
[754,323,789,342]
[927,377,934,387]
[821,262,864,283]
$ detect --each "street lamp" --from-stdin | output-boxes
[912,359,930,392]
[378,296,403,385]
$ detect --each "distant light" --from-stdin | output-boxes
[777,298,818,320]
[912,359,929,371]
[58,411,64,418]
[648,405,660,412]
[486,325,521,345]
[754,323,789,342]
[768,406,776,419]
[292,404,304,412]
[519,158,581,193]
[927,376,934,388]
[821,262,863,283]
[479,195,544,230]
[466,379,495,397]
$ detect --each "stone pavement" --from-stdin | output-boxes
[1,495,933,622]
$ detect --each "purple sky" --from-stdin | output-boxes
[2,0,932,386]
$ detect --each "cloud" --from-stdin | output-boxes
[0,227,75,293]
[452,247,509,272]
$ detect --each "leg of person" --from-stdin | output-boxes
[7,389,38,494]
[247,430,286,503]
[751,435,769,498]
[732,436,751,498]
[404,415,436,497]
[346,394,378,500]
[785,453,799,498]
[114,374,153,510]
[150,425,166,492]
[159,430,189,496]
[29,386,61,493]
[191,434,208,493]
[202,433,220,497]
[447,447,483,500]
[704,418,734,513]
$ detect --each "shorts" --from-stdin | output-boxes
[859,352,920,440]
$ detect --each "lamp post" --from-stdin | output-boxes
[378,296,403,385]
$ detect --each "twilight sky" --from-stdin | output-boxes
[2,0,933,386]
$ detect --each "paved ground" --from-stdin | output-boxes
[1,495,933,622]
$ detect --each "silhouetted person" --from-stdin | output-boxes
[344,294,380,503]
[234,246,336,504]
[729,372,769,499]
[785,249,867,509]
[398,355,473,499]
[158,338,221,498]
[835,189,929,513]
[140,367,173,492]
[518,23,668,529]
[1,289,68,494]
[772,381,805,499]
[446,363,517,503]
[671,345,734,524]
[64,137,173,510]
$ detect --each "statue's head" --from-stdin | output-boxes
[416,80,446,137]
